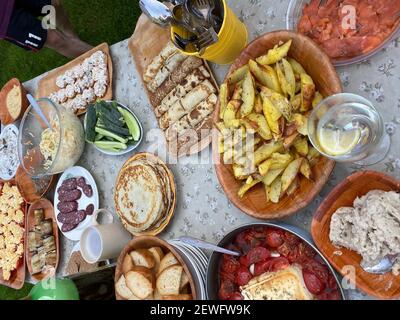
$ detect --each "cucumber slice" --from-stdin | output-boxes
[118,107,141,141]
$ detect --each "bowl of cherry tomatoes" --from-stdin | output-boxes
[206,222,345,300]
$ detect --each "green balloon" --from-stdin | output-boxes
[29,278,79,300]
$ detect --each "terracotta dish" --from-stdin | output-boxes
[311,170,400,299]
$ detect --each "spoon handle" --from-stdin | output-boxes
[178,236,240,256]
[27,94,52,129]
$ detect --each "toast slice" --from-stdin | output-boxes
[122,254,134,274]
[156,265,183,296]
[115,275,134,300]
[148,247,164,274]
[162,294,193,300]
[180,271,190,290]
[130,249,156,269]
[126,269,155,299]
[158,252,178,275]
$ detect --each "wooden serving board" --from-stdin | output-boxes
[0,180,27,289]
[36,42,113,116]
[129,14,219,158]
[312,171,400,299]
[115,236,197,300]
[25,198,59,282]
[213,30,341,220]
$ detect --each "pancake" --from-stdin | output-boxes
[115,154,175,235]
[115,160,165,231]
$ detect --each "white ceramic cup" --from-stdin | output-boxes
[80,209,132,263]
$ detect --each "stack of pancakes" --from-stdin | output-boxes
[114,153,175,235]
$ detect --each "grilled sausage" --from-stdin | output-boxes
[58,189,82,202]
[85,204,94,216]
[57,201,78,214]
[61,178,77,190]
[82,184,93,197]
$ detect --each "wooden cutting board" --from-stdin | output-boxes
[25,198,59,282]
[36,42,113,116]
[128,14,219,158]
[0,180,27,289]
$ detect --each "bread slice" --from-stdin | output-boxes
[156,265,183,296]
[130,249,155,269]
[153,289,162,300]
[126,269,155,299]
[158,252,178,275]
[162,294,193,300]
[148,247,164,273]
[115,275,133,300]
[122,254,134,274]
[240,266,314,300]
[179,271,190,290]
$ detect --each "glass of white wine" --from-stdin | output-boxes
[308,93,390,166]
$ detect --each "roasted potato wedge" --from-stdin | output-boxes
[246,113,272,140]
[288,58,306,75]
[228,65,249,84]
[300,158,314,180]
[293,137,309,156]
[281,58,296,99]
[268,177,282,203]
[233,163,255,180]
[281,158,304,193]
[240,71,255,117]
[248,60,281,93]
[254,94,263,114]
[259,152,292,175]
[223,100,241,128]
[266,90,292,121]
[238,178,261,198]
[291,113,308,136]
[232,81,243,100]
[261,92,282,136]
[300,73,316,112]
[253,141,284,165]
[283,132,299,150]
[219,83,229,119]
[256,40,292,66]
[312,91,323,108]
[262,168,284,186]
[307,147,321,166]
[286,176,299,196]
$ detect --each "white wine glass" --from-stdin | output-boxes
[308,93,390,166]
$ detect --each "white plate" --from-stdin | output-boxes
[54,166,99,241]
[0,124,20,181]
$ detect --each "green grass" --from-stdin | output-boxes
[0,0,141,87]
[0,0,141,299]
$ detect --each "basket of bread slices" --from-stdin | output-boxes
[115,236,198,300]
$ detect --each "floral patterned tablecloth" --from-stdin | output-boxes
[23,0,399,300]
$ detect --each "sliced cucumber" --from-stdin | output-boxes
[117,107,141,141]
[94,140,127,152]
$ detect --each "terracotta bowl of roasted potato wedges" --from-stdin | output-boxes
[213,30,341,220]
[115,236,197,300]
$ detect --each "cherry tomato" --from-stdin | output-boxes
[266,231,284,248]
[270,257,290,272]
[235,266,253,286]
[303,270,325,295]
[284,232,301,246]
[327,274,338,291]
[229,292,244,300]
[254,260,272,276]
[220,270,235,282]
[218,280,236,300]
[328,290,342,300]
[304,259,329,283]
[247,247,270,265]
[221,255,240,274]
